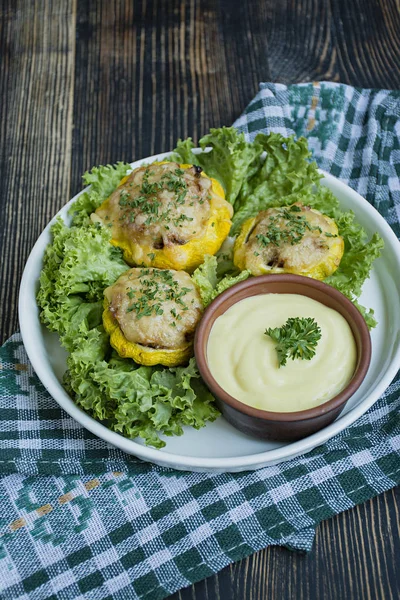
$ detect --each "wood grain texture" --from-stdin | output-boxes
[266,0,400,88]
[0,1,399,599]
[70,0,270,196]
[0,0,76,343]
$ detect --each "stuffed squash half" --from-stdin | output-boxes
[233,203,344,280]
[103,267,203,367]
[94,161,233,272]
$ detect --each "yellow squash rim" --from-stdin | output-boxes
[233,213,344,280]
[98,162,232,273]
[102,299,194,367]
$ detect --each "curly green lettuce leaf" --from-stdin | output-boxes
[232,133,322,233]
[253,132,321,191]
[171,138,200,167]
[212,271,250,301]
[64,325,117,421]
[192,255,250,307]
[37,219,81,334]
[172,127,263,205]
[38,162,131,343]
[304,184,340,216]
[351,301,378,330]
[70,162,131,226]
[54,223,128,298]
[213,235,249,278]
[197,128,263,204]
[191,255,219,305]
[62,301,104,351]
[64,320,218,449]
[324,213,384,326]
[110,359,218,447]
[37,218,128,347]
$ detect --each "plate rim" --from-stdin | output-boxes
[18,152,400,472]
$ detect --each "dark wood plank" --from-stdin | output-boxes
[331,0,400,88]
[0,0,76,344]
[71,0,270,195]
[266,0,400,88]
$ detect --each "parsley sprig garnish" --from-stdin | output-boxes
[264,317,321,367]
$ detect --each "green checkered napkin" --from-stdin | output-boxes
[1,82,400,600]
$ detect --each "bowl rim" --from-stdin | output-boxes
[194,273,372,422]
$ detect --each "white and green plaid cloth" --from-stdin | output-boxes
[1,82,400,600]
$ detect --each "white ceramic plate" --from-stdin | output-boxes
[19,152,400,472]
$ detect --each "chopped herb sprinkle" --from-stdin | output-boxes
[256,205,324,249]
[125,270,192,319]
[115,165,208,233]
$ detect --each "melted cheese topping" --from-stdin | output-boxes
[95,163,213,249]
[207,294,357,412]
[233,204,344,280]
[104,268,203,349]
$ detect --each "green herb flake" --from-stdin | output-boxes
[125,269,191,319]
[255,206,324,249]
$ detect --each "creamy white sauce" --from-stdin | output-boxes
[207,294,357,412]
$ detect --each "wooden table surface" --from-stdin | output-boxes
[1,1,399,598]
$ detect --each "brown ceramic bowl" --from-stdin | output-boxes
[194,274,371,442]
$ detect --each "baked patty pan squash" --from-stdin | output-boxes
[93,161,233,272]
[103,267,203,367]
[233,203,344,280]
